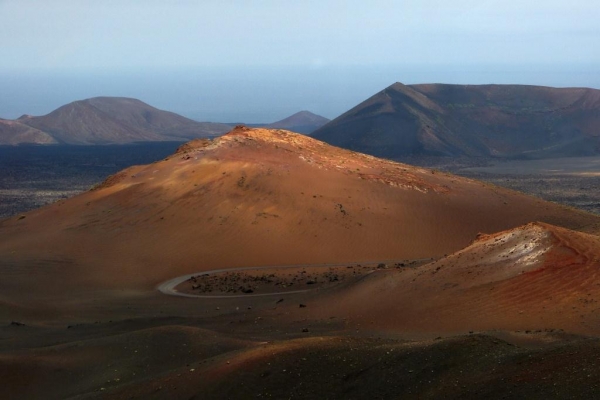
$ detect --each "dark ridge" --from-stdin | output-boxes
[312,83,600,159]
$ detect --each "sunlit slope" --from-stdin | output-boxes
[314,222,600,334]
[0,127,598,296]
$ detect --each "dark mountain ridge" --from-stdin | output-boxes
[312,83,600,159]
[6,97,231,145]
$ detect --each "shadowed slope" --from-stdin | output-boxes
[0,118,57,145]
[110,334,600,400]
[7,321,600,399]
[0,324,255,400]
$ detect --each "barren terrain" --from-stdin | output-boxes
[2,128,600,399]
[395,155,600,215]
[0,142,181,219]
[455,157,600,215]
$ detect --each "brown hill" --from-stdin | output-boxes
[312,83,600,159]
[16,97,231,145]
[267,110,330,134]
[0,118,57,145]
[1,127,598,316]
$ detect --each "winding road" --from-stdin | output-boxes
[157,258,434,299]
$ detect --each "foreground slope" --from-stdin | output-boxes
[312,83,600,159]
[307,222,600,335]
[15,97,231,144]
[0,127,598,315]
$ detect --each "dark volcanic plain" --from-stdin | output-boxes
[457,162,600,215]
[396,155,600,216]
[0,142,182,219]
[2,127,600,399]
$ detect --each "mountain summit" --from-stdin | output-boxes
[267,110,330,134]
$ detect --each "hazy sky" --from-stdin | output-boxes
[1,1,599,122]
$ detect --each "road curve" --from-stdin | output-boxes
[157,259,434,299]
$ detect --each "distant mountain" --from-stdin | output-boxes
[0,118,57,145]
[10,97,231,145]
[266,110,330,134]
[312,83,600,159]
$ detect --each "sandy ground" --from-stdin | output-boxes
[298,222,600,335]
[2,128,600,398]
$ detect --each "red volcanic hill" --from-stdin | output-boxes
[312,222,600,335]
[312,83,600,159]
[267,110,330,134]
[0,127,599,319]
[13,97,231,145]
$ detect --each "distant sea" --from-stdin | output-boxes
[2,64,599,123]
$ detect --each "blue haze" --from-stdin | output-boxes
[1,64,599,123]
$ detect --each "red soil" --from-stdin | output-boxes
[302,222,600,335]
